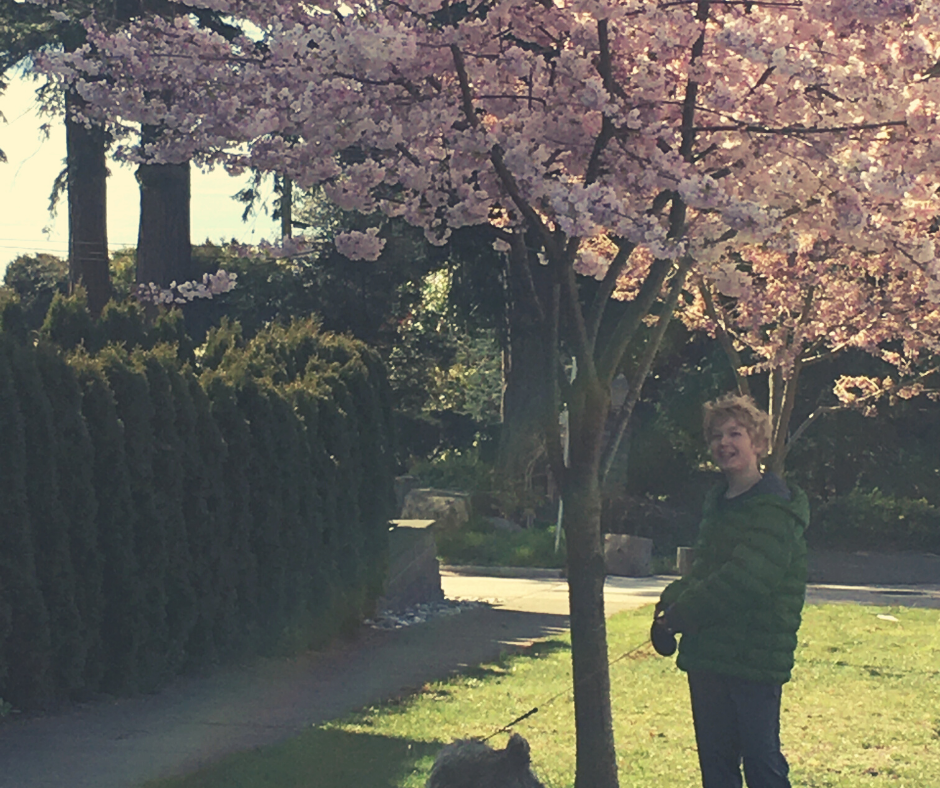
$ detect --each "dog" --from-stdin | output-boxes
[425,733,545,788]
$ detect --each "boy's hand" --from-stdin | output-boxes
[650,615,677,656]
[659,604,698,636]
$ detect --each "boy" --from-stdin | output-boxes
[653,394,809,788]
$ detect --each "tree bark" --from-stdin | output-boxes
[65,89,111,317]
[136,136,192,289]
[564,372,618,788]
[496,244,555,505]
[280,175,293,239]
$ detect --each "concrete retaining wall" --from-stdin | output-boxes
[377,520,444,613]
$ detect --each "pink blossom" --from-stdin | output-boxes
[334,228,386,261]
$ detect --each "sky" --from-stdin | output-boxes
[1,73,278,280]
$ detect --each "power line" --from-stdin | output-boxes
[0,238,138,247]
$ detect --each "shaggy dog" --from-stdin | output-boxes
[425,733,545,788]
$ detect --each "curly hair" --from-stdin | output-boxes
[702,394,772,458]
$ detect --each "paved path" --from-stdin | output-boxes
[0,571,937,788]
[441,566,940,613]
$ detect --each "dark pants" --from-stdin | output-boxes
[687,670,791,788]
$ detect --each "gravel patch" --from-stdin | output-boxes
[365,599,488,630]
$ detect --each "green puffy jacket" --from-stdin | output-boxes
[658,481,810,684]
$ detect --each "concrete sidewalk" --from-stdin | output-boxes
[440,567,940,613]
[1,570,937,788]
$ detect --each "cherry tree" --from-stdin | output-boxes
[682,243,940,474]
[37,1,940,785]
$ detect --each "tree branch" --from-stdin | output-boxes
[587,241,636,354]
[507,231,547,328]
[697,278,751,397]
[787,364,940,451]
[601,256,694,481]
[562,251,599,381]
[767,356,802,474]
[451,43,560,258]
[544,282,568,486]
[694,120,907,136]
[596,257,673,385]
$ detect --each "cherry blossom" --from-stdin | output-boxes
[31,3,940,785]
[136,269,237,305]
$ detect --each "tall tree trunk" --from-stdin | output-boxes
[280,175,293,239]
[565,372,618,788]
[65,89,110,317]
[136,130,191,289]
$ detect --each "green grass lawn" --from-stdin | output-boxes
[146,603,940,788]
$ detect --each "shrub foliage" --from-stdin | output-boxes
[0,302,396,708]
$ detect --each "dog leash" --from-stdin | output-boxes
[480,637,654,742]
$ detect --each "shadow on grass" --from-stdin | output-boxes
[149,727,441,788]
[348,635,573,724]
[460,638,570,680]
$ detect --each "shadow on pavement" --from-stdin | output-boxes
[140,727,442,788]
[0,606,569,788]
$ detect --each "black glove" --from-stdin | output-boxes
[659,604,698,636]
[650,613,677,657]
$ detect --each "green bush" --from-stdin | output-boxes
[8,340,85,699]
[1,254,69,332]
[174,369,225,668]
[199,372,259,656]
[0,338,53,708]
[40,289,100,352]
[70,353,143,695]
[98,347,170,690]
[0,313,397,708]
[435,517,566,568]
[35,346,104,695]
[813,488,940,553]
[138,349,197,674]
[0,295,29,342]
[408,448,496,493]
[99,299,150,350]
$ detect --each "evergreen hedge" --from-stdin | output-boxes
[0,304,396,709]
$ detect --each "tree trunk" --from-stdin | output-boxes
[280,175,293,239]
[564,373,619,788]
[136,136,192,289]
[496,247,554,508]
[65,89,111,317]
[499,322,553,474]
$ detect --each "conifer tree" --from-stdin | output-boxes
[0,338,52,708]
[35,345,104,695]
[9,341,84,697]
[137,349,196,673]
[200,372,258,654]
[238,379,291,647]
[184,372,230,664]
[99,348,168,689]
[71,354,143,694]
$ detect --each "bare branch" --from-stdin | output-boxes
[748,65,776,96]
[544,282,568,487]
[587,241,637,353]
[562,250,599,380]
[695,120,907,136]
[697,278,751,397]
[660,0,800,6]
[596,257,673,384]
[601,257,694,481]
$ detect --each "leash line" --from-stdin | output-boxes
[479,636,654,742]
